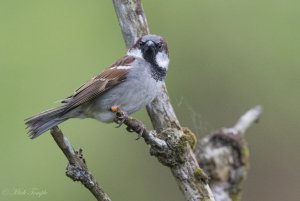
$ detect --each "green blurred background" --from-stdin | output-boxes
[0,0,299,201]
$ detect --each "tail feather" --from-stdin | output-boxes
[25,106,67,139]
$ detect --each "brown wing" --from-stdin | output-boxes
[62,56,135,112]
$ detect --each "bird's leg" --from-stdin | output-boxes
[111,105,127,128]
[111,105,145,139]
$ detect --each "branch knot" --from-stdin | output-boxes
[66,164,95,188]
[149,128,187,167]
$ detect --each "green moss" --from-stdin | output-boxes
[230,191,242,201]
[174,135,188,164]
[152,128,198,167]
[193,167,208,184]
[173,128,198,164]
[152,129,190,167]
[177,136,187,153]
[241,144,250,167]
[182,127,197,150]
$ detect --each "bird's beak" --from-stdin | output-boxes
[143,41,156,53]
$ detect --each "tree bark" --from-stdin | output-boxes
[195,106,262,201]
[45,1,263,201]
[112,0,215,200]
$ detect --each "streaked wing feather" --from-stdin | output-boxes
[62,56,135,113]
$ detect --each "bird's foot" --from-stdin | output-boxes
[134,124,145,140]
[111,105,145,140]
[111,105,128,128]
[126,124,145,140]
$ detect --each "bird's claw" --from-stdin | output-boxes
[115,121,124,128]
[111,105,128,128]
[111,105,145,140]
[135,124,145,140]
[114,112,127,127]
[125,122,144,140]
[126,126,135,132]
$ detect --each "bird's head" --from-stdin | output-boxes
[128,34,169,70]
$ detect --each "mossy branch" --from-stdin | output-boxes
[112,0,215,200]
[195,106,263,201]
[46,1,262,201]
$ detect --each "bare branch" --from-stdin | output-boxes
[233,105,263,135]
[112,0,149,49]
[195,106,263,201]
[50,126,111,201]
[112,1,215,200]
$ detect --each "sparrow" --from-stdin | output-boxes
[25,34,170,139]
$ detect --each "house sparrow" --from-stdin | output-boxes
[25,34,169,139]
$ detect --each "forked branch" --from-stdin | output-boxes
[195,106,263,201]
[47,1,262,201]
[50,126,111,201]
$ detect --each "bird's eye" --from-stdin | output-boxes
[157,42,163,50]
[139,41,145,47]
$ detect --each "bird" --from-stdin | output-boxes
[25,34,170,139]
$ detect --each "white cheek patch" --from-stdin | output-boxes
[127,48,143,59]
[156,52,169,69]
